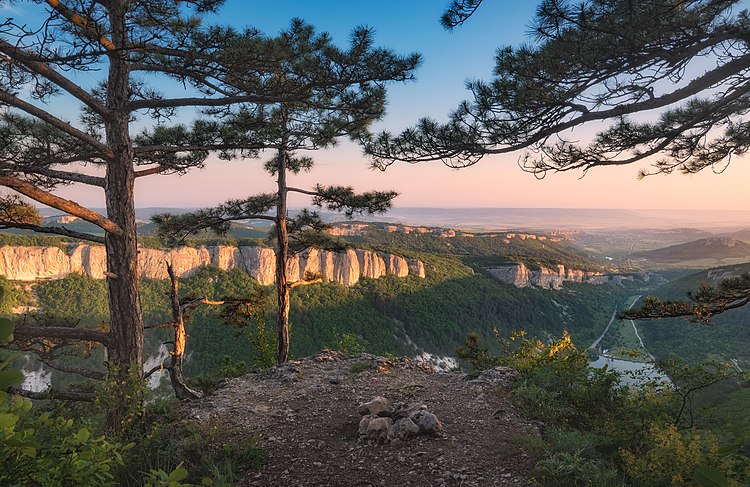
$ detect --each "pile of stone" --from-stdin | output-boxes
[357,396,443,445]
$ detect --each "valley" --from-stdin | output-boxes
[2,208,749,485]
[4,209,749,383]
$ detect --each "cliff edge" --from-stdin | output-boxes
[185,351,533,486]
[0,244,425,287]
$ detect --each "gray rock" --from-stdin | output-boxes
[475,366,519,387]
[357,396,392,417]
[366,417,394,442]
[358,415,373,435]
[415,411,443,435]
[388,417,420,441]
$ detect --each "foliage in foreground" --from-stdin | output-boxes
[458,330,750,486]
[1,320,124,486]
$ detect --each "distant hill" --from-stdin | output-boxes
[137,221,268,239]
[722,228,750,243]
[635,237,750,263]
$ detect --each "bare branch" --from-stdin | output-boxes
[0,175,123,236]
[7,386,95,402]
[13,325,111,345]
[144,363,167,380]
[40,359,106,381]
[17,167,106,187]
[129,93,304,111]
[290,277,323,288]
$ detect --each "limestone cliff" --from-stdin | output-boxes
[486,262,626,290]
[0,244,424,286]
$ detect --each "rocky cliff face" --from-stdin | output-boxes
[486,262,626,290]
[0,244,425,286]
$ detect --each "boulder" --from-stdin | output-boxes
[365,417,393,443]
[357,396,392,417]
[388,417,420,441]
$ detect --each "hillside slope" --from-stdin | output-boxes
[635,237,750,263]
[637,262,750,367]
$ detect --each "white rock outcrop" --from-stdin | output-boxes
[0,244,424,287]
[486,262,615,290]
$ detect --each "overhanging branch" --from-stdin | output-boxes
[13,325,111,345]
[0,222,104,243]
[0,175,123,236]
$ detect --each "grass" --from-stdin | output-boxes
[599,313,651,362]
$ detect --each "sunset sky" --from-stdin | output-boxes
[5,1,750,211]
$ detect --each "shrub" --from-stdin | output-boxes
[620,423,720,487]
[330,331,368,357]
[0,396,124,486]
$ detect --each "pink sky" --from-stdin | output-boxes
[54,140,750,211]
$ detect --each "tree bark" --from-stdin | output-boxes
[165,263,203,400]
[102,1,144,431]
[275,141,291,365]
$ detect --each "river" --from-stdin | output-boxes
[590,355,670,386]
[588,295,670,386]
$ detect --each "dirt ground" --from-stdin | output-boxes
[185,351,537,486]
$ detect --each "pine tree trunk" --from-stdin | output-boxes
[275,142,291,364]
[103,1,144,431]
[166,264,202,400]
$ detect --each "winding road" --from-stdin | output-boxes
[589,295,643,352]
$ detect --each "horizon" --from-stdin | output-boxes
[37,206,750,231]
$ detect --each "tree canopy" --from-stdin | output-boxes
[368,0,750,179]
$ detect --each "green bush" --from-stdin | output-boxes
[219,355,248,378]
[119,417,263,487]
[0,396,125,486]
[620,423,720,487]
[1,319,124,486]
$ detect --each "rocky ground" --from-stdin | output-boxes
[185,351,538,486]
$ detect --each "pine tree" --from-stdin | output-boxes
[153,22,417,364]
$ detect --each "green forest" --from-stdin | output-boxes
[13,251,622,382]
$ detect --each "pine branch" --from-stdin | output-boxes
[0,175,123,236]
[151,194,277,246]
[0,223,104,243]
[44,0,115,51]
[0,38,110,119]
[0,92,109,154]
[441,0,484,30]
[620,273,750,324]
